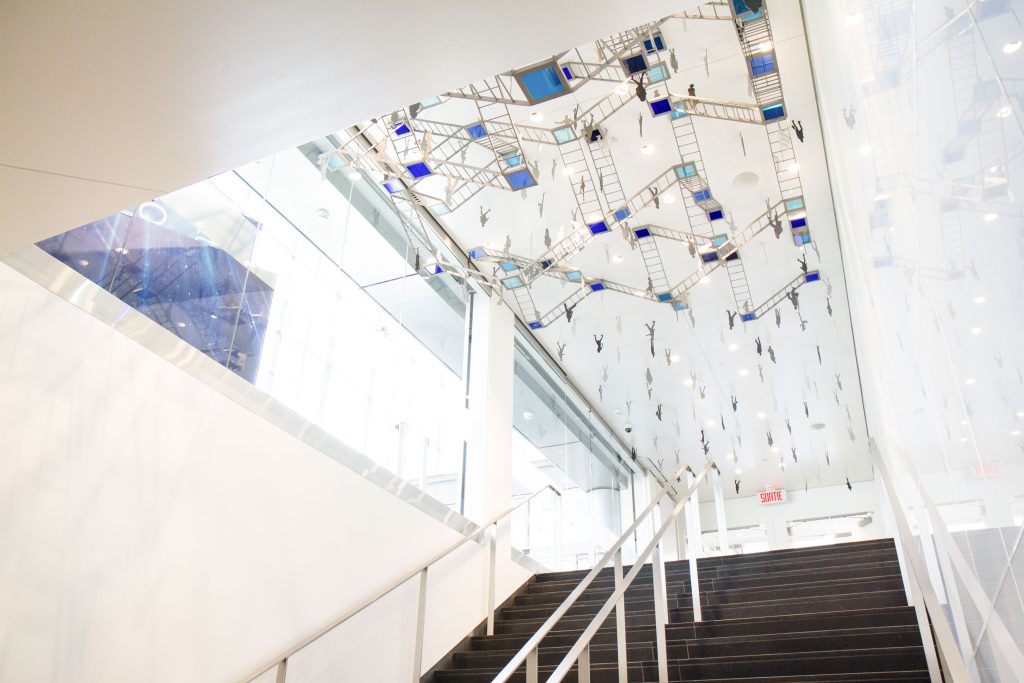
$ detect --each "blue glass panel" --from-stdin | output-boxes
[614,208,631,221]
[503,152,523,168]
[647,65,668,83]
[528,321,544,329]
[540,259,553,269]
[649,98,671,116]
[790,217,807,229]
[468,247,486,259]
[502,276,524,289]
[634,228,651,239]
[712,235,728,247]
[429,264,444,275]
[805,272,821,282]
[762,103,786,121]
[657,293,672,302]
[466,123,487,139]
[520,66,566,101]
[566,271,583,282]
[693,189,712,202]
[393,122,411,136]
[420,96,442,108]
[561,66,574,80]
[501,262,518,272]
[676,163,697,178]
[672,302,687,311]
[505,169,536,190]
[741,312,757,321]
[800,233,811,244]
[708,209,724,221]
[750,54,776,76]
[589,282,605,292]
[701,252,719,263]
[429,204,449,216]
[623,54,647,74]
[553,127,576,143]
[671,109,689,120]
[725,251,739,261]
[588,221,609,235]
[405,162,432,178]
[325,154,343,170]
[383,180,402,194]
[785,198,805,211]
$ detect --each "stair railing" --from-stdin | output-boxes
[239,484,561,683]
[492,461,713,683]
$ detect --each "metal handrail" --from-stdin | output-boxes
[870,441,970,682]
[241,484,561,683]
[491,461,713,683]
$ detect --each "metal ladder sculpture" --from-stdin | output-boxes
[673,2,732,20]
[740,270,821,322]
[669,95,764,125]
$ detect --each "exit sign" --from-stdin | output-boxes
[759,489,787,505]
[973,463,1002,479]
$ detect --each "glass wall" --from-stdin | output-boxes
[803,0,1024,679]
[509,329,635,569]
[36,144,472,511]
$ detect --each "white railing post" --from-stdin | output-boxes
[711,464,728,555]
[685,468,702,622]
[274,660,287,683]
[526,647,538,683]
[651,542,670,683]
[487,523,497,636]
[412,567,428,683]
[578,643,591,683]
[613,548,628,683]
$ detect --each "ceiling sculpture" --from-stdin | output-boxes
[318,0,872,498]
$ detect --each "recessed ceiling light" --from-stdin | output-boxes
[810,422,826,430]
[405,150,424,162]
[210,314,218,320]
[772,446,780,453]
[757,40,773,53]
[699,276,711,285]
[586,212,603,223]
[874,192,892,201]
[113,246,129,255]
[612,254,624,263]
[175,322,187,328]
[997,106,1013,119]
[777,460,785,468]
[706,419,717,427]
[529,111,543,122]
[727,343,738,351]
[1017,411,1024,418]
[1004,40,1022,54]
[77,259,89,267]
[734,468,743,475]
[347,171,362,181]
[733,171,760,189]
[684,378,694,387]
[316,207,331,222]
[973,296,987,304]
[756,411,767,419]
[984,212,998,222]
[738,368,749,377]
[726,452,735,460]
[846,13,862,25]
[961,420,969,426]
[561,166,576,176]
[961,436,969,443]
[1012,430,1021,436]
[663,193,676,204]
[858,145,872,155]
[970,327,982,335]
[670,354,680,362]
[965,378,976,385]
[640,143,655,155]
[614,409,623,415]
[787,163,800,173]
[522,411,534,421]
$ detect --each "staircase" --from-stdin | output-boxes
[430,539,931,682]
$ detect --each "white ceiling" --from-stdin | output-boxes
[0,0,685,255]
[337,0,875,498]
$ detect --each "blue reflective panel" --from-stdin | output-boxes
[741,312,757,321]
[712,235,728,247]
[805,272,821,282]
[623,54,647,74]
[429,204,449,216]
[561,66,574,80]
[800,233,812,244]
[785,197,805,211]
[528,321,544,329]
[750,54,776,76]
[420,96,442,108]
[553,127,576,143]
[643,37,665,54]
[588,221,609,235]
[429,264,444,275]
[676,163,697,178]
[502,276,524,289]
[566,271,583,282]
[790,217,807,229]
[708,209,724,221]
[672,302,687,311]
[634,227,651,239]
[657,293,672,302]
[325,154,343,170]
[393,122,411,136]
[701,252,719,263]
[725,251,739,261]
[405,162,432,178]
[589,282,605,292]
[762,103,786,121]
[468,247,486,259]
[614,207,631,221]
[671,109,689,120]
[503,152,523,168]
[647,65,668,83]
[693,189,712,202]
[540,259,553,269]
[466,123,487,139]
[521,66,566,101]
[500,262,518,272]
[649,98,671,116]
[383,180,402,194]
[505,169,536,190]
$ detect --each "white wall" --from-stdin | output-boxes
[0,262,531,683]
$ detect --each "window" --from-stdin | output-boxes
[516,63,568,103]
[622,54,648,75]
[750,54,776,76]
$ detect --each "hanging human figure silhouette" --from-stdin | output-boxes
[602,365,609,382]
[650,186,660,209]
[565,302,577,322]
[550,158,558,180]
[843,106,857,129]
[579,175,586,196]
[632,72,648,102]
[734,479,741,494]
[656,404,663,421]
[791,120,805,143]
[804,401,809,417]
[816,345,822,364]
[699,385,707,399]
[646,384,653,400]
[557,342,566,361]
[775,309,782,328]
[664,348,673,366]
[826,299,833,317]
[727,309,737,330]
[767,431,774,447]
[687,83,696,97]
[645,321,656,358]
[538,193,546,218]
[791,447,798,463]
[503,235,511,255]
[594,335,604,353]
[645,367,653,385]
[720,414,726,430]
[687,239,697,258]
[637,113,644,138]
[845,477,852,491]
[798,255,808,274]
[788,290,800,310]
[598,385,603,402]
[768,346,776,363]
[755,337,763,355]
[785,418,792,435]
[479,206,491,227]
[669,48,679,73]
[544,228,552,248]
[731,395,738,412]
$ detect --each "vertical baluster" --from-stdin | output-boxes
[578,643,592,683]
[487,524,497,636]
[652,542,670,683]
[527,647,539,683]
[614,548,628,683]
[412,568,428,682]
